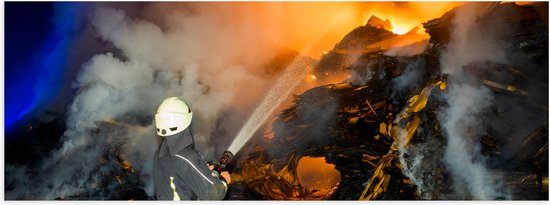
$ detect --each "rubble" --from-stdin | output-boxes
[5,2,548,201]
[231,80,417,200]
[366,15,393,32]
[59,119,151,200]
[230,2,548,201]
[313,16,398,84]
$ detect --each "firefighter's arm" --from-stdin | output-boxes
[174,153,228,200]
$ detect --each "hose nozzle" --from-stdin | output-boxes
[219,151,233,171]
[208,150,234,175]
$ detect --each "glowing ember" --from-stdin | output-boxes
[391,23,427,35]
[392,26,410,35]
[304,73,320,84]
[362,2,462,35]
[296,156,341,192]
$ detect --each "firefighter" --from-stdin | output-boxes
[153,96,231,200]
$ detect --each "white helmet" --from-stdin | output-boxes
[155,97,193,137]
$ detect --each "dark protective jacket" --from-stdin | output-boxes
[153,129,227,200]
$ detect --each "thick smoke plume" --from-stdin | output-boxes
[390,59,425,99]
[11,2,519,200]
[437,3,511,199]
[8,2,279,198]
[6,2,417,199]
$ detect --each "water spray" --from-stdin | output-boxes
[223,7,354,165]
[227,56,311,155]
[207,56,310,185]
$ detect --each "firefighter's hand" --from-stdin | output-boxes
[220,171,231,184]
[208,165,231,184]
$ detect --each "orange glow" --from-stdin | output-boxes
[263,118,275,140]
[361,2,463,37]
[392,25,412,35]
[267,2,463,57]
[304,73,320,85]
[263,130,274,140]
[513,1,535,5]
[296,156,341,193]
[392,23,426,35]
[310,74,317,80]
[152,2,463,58]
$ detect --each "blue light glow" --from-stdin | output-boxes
[5,2,84,132]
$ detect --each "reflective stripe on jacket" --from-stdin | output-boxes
[153,130,227,200]
[154,147,227,200]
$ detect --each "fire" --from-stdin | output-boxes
[391,23,426,35]
[232,154,339,200]
[164,2,464,58]
[361,2,463,35]
[304,74,318,84]
[296,156,341,193]
[194,2,463,58]
[392,25,411,35]
[514,1,535,5]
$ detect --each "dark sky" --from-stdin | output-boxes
[5,2,59,134]
[4,2,141,136]
[6,2,54,80]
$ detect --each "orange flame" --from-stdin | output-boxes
[162,2,463,58]
[296,156,341,193]
[309,74,317,81]
[361,2,463,36]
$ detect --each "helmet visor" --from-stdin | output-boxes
[155,112,192,136]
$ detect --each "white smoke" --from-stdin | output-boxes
[391,59,424,92]
[8,2,540,200]
[7,2,378,199]
[440,3,508,75]
[5,3,293,199]
[439,84,499,199]
[438,3,508,199]
[398,146,427,198]
[64,4,279,197]
[384,39,429,57]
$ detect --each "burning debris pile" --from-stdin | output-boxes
[4,2,547,201]
[229,2,548,200]
[230,65,442,200]
[57,119,152,200]
[5,117,153,200]
[231,81,407,199]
